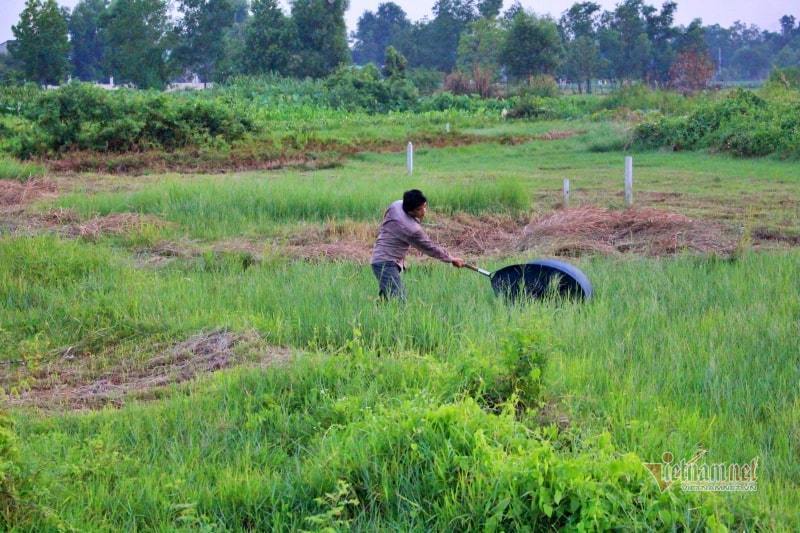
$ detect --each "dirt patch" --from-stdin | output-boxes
[520,206,738,257]
[4,330,293,410]
[752,227,800,246]
[0,179,58,208]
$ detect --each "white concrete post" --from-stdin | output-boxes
[563,178,570,209]
[407,142,414,175]
[624,156,633,207]
[445,122,451,133]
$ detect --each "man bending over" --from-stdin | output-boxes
[370,189,465,300]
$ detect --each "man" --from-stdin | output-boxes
[370,189,465,300]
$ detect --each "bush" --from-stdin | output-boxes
[521,74,560,98]
[600,84,700,115]
[407,68,444,96]
[634,89,800,158]
[13,83,257,157]
[507,94,553,119]
[767,67,800,90]
[0,413,21,527]
[324,65,418,113]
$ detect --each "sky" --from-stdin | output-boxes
[2,0,798,44]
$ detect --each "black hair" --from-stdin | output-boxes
[402,189,427,213]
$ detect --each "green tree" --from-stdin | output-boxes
[213,0,249,81]
[242,0,293,75]
[426,0,480,72]
[559,2,602,92]
[598,0,651,82]
[456,17,505,75]
[382,46,407,78]
[10,0,70,85]
[774,39,800,69]
[69,0,109,81]
[563,36,602,92]
[731,46,771,79]
[102,0,173,88]
[478,0,503,19]
[643,1,677,84]
[173,0,238,82]
[290,0,350,78]
[501,10,561,80]
[352,3,411,66]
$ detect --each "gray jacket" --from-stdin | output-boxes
[370,200,453,269]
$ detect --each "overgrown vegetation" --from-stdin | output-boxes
[2,232,796,527]
[635,88,800,157]
[1,89,798,528]
[2,72,798,164]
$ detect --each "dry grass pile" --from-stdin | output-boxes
[425,214,524,256]
[520,206,737,257]
[283,220,376,262]
[535,130,581,141]
[4,330,291,409]
[280,215,527,263]
[0,179,58,208]
[66,213,168,240]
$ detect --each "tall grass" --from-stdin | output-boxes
[56,175,530,238]
[0,158,45,181]
[3,233,796,527]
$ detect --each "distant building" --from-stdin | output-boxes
[0,40,13,56]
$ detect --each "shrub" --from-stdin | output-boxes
[13,83,257,157]
[324,65,418,113]
[634,89,800,158]
[455,319,553,410]
[0,413,21,527]
[522,74,560,98]
[507,94,553,119]
[444,70,472,95]
[407,68,444,96]
[767,67,800,90]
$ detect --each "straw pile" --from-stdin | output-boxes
[520,206,736,257]
[0,179,57,207]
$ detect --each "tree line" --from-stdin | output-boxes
[2,0,799,90]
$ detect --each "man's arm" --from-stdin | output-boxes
[409,229,464,267]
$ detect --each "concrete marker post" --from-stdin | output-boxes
[407,142,414,176]
[624,156,634,207]
[563,178,570,209]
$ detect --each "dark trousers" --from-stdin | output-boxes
[371,262,406,301]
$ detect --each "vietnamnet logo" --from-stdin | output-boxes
[643,449,758,492]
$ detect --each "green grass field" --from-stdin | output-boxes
[2,118,799,530]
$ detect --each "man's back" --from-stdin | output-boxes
[371,200,451,268]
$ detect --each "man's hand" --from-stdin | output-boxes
[451,257,465,268]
